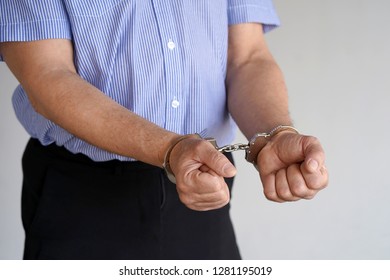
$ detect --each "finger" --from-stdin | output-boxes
[184,197,230,211]
[189,183,230,206]
[275,168,300,201]
[178,178,230,210]
[179,166,227,197]
[179,191,229,210]
[287,163,318,199]
[261,173,284,203]
[199,164,210,173]
[191,168,226,194]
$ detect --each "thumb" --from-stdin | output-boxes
[198,143,237,178]
[300,136,328,191]
[302,136,326,173]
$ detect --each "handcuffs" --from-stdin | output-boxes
[163,125,299,183]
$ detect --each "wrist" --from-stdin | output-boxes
[245,125,299,168]
[162,134,201,183]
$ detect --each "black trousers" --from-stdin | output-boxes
[21,138,241,260]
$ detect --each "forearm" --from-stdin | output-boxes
[227,53,292,139]
[1,40,180,167]
[27,70,177,166]
[226,23,292,139]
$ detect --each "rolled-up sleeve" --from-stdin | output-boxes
[228,0,280,32]
[0,0,71,60]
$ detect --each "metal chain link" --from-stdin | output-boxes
[216,143,249,153]
[205,138,249,153]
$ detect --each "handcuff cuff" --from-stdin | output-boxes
[163,125,299,184]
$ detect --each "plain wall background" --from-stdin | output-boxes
[1,0,389,259]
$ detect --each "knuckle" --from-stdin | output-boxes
[190,202,207,211]
[210,184,230,203]
[219,199,229,209]
[221,188,230,203]
[302,136,325,155]
[210,174,223,187]
[290,183,309,197]
[277,188,291,199]
[302,135,322,150]
[201,175,224,192]
[303,135,319,145]
[323,176,329,188]
[307,179,321,190]
[264,189,280,202]
[213,195,229,209]
[307,175,328,190]
[304,194,316,200]
[319,171,329,189]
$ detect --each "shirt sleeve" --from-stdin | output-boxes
[0,0,72,61]
[227,0,280,32]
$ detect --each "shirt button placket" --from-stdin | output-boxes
[152,1,183,133]
[165,36,183,131]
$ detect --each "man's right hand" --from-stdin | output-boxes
[168,137,237,211]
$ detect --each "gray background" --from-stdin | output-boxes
[1,0,389,259]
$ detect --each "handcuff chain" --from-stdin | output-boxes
[216,143,250,153]
[205,125,298,156]
[205,138,249,153]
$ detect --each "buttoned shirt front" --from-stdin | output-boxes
[0,0,280,161]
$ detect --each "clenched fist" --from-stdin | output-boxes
[168,136,236,211]
[257,131,328,202]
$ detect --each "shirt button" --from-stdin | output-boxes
[167,40,176,50]
[171,99,180,108]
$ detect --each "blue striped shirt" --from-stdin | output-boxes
[0,0,280,162]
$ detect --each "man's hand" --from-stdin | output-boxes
[257,131,328,202]
[169,137,237,211]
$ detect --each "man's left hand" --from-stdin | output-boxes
[257,132,328,202]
